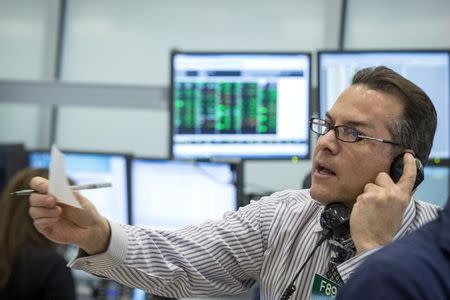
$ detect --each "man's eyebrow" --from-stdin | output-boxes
[324,112,374,129]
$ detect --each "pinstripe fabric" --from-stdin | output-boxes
[70,189,440,300]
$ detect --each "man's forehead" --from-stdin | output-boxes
[327,87,402,129]
[325,111,375,129]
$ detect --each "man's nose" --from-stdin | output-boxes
[315,129,339,152]
[321,128,338,141]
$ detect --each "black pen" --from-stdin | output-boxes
[10,182,112,196]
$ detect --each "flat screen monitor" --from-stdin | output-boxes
[413,165,449,207]
[318,50,450,160]
[28,150,130,224]
[170,51,311,160]
[131,159,241,230]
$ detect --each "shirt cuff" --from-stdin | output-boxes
[68,221,128,273]
[337,246,383,282]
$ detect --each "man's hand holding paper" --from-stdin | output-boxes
[28,146,111,255]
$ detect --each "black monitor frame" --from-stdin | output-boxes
[169,50,313,161]
[0,143,29,193]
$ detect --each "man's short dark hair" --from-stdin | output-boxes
[352,66,437,164]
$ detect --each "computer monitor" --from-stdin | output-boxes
[131,158,242,230]
[170,51,312,160]
[413,165,449,207]
[28,150,130,224]
[318,50,450,160]
[0,144,28,193]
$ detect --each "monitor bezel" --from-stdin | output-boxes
[169,50,313,161]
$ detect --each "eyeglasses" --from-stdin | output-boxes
[309,118,402,146]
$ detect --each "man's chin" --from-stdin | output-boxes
[309,187,354,207]
[309,187,332,204]
[310,186,341,205]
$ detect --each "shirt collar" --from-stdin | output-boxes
[313,205,325,233]
[392,197,417,240]
[313,196,417,240]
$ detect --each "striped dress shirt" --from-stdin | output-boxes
[70,189,440,299]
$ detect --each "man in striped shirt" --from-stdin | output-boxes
[29,66,440,299]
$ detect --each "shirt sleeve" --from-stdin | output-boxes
[69,198,271,298]
[68,221,128,271]
[336,247,382,282]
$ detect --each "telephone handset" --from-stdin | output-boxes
[280,203,351,300]
[281,154,424,299]
[318,154,424,239]
[320,202,351,239]
[389,153,424,190]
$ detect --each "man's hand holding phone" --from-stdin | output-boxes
[350,153,418,253]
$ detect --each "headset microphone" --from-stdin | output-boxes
[280,203,350,300]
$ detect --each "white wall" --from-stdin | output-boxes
[346,0,450,48]
[0,103,51,149]
[0,0,57,80]
[56,105,169,157]
[61,0,330,86]
[0,0,58,150]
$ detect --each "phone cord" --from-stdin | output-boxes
[280,229,332,300]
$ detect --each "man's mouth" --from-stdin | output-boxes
[318,165,336,176]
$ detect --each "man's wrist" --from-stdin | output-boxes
[81,217,111,255]
[355,241,383,254]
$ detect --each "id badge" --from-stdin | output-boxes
[311,273,341,300]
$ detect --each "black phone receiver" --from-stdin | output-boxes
[389,153,424,190]
[320,202,350,238]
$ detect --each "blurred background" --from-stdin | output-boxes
[0,0,449,299]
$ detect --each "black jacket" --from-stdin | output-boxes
[0,246,76,300]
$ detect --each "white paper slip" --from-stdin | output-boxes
[49,145,82,208]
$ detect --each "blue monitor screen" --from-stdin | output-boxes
[29,151,129,224]
[171,52,311,159]
[319,51,450,160]
[131,288,147,300]
[131,159,239,230]
[414,165,449,207]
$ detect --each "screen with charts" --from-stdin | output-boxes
[28,150,130,224]
[318,50,450,160]
[170,52,311,159]
[413,165,449,207]
[131,159,241,230]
